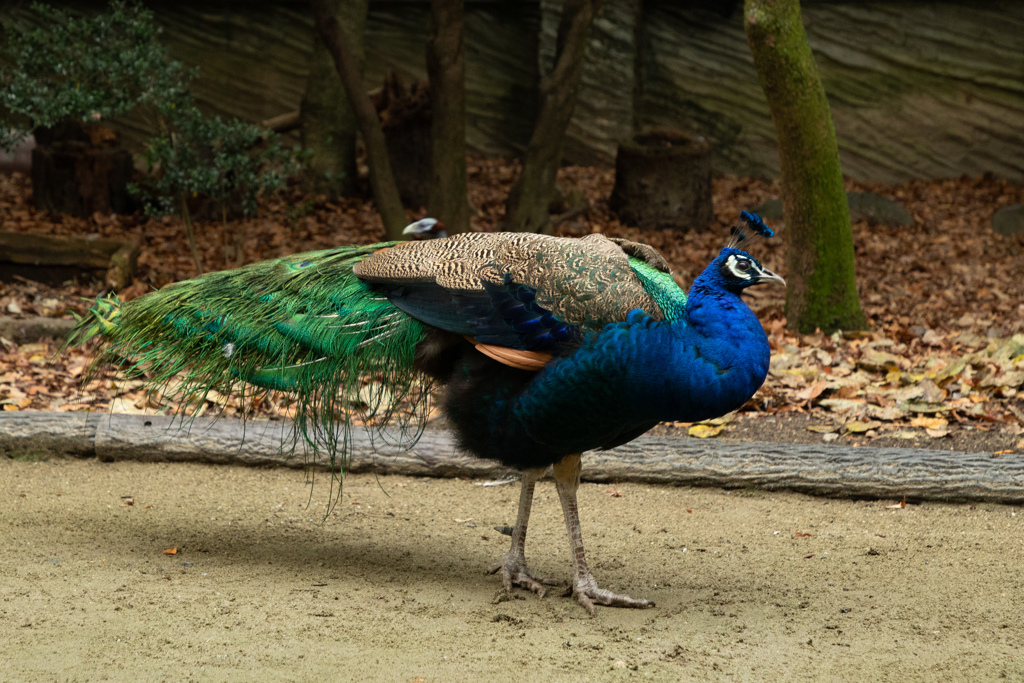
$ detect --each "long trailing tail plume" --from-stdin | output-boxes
[68,242,433,498]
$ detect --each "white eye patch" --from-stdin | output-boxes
[723,254,755,280]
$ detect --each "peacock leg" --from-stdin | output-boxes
[487,467,559,596]
[552,453,655,614]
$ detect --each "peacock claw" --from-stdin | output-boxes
[487,553,560,597]
[565,574,655,615]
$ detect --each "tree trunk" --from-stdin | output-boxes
[426,0,471,234]
[310,0,407,240]
[744,0,867,334]
[300,0,366,199]
[504,0,601,234]
[376,72,433,209]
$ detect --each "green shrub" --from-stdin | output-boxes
[1,0,306,272]
[0,1,192,149]
[131,104,304,271]
[134,106,299,218]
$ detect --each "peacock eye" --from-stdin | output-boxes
[735,259,752,272]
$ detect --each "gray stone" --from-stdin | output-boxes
[847,192,914,226]
[0,316,75,344]
[992,204,1024,236]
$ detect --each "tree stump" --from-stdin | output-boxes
[374,70,432,209]
[30,120,135,217]
[609,128,712,230]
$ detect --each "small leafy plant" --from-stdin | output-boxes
[131,104,303,272]
[0,1,192,148]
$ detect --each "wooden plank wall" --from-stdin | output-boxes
[0,0,541,157]
[1,0,1022,181]
[539,0,639,167]
[361,2,540,157]
[638,1,1024,182]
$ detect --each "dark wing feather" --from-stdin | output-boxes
[372,277,583,353]
[352,233,665,342]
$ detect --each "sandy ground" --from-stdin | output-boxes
[2,456,1023,682]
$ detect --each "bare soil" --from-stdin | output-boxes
[3,456,1023,682]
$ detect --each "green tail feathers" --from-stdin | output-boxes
[67,295,123,347]
[69,242,431,472]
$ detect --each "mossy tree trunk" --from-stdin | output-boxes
[310,0,407,239]
[301,0,366,199]
[743,0,867,334]
[504,0,601,234]
[426,0,471,235]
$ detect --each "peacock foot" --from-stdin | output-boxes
[565,573,655,615]
[487,552,560,597]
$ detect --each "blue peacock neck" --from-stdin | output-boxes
[619,277,771,425]
[509,257,772,456]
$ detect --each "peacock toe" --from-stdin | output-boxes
[566,574,655,615]
[487,553,561,597]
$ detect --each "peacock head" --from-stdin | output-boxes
[704,211,785,294]
[402,217,448,240]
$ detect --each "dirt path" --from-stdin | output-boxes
[2,457,1022,681]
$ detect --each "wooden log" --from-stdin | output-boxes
[30,143,135,216]
[609,128,713,231]
[0,231,139,289]
[0,316,76,344]
[260,110,302,134]
[0,412,101,460]
[3,412,1024,504]
[385,116,432,209]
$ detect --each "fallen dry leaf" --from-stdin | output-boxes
[910,416,948,430]
[796,380,827,403]
[807,424,837,433]
[845,420,882,434]
[689,423,726,439]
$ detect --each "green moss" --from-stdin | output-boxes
[6,448,54,462]
[744,0,867,335]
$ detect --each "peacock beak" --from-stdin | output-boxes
[757,268,786,287]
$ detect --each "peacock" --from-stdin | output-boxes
[69,211,783,613]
